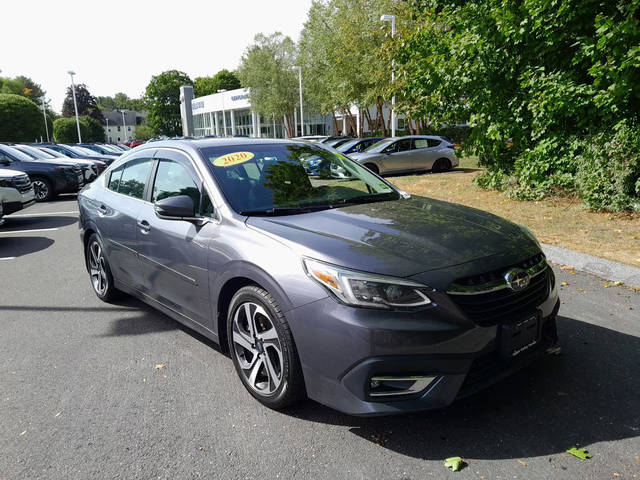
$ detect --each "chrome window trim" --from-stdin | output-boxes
[446,257,548,296]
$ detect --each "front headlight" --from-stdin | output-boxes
[0,177,14,188]
[303,258,432,309]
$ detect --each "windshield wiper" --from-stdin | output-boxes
[240,205,333,216]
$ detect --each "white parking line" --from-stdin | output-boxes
[9,211,78,217]
[0,257,16,260]
[0,228,59,234]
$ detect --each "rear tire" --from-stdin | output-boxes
[85,233,120,302]
[31,176,53,202]
[227,286,306,410]
[364,163,379,175]
[432,158,452,173]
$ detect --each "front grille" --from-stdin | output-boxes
[448,254,550,326]
[12,174,33,194]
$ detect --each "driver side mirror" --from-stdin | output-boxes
[154,195,200,222]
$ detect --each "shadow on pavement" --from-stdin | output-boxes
[2,215,77,231]
[287,315,640,460]
[0,236,55,257]
[384,167,481,179]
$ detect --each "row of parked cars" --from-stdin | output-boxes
[296,134,459,176]
[0,142,135,226]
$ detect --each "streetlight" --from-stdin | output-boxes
[217,89,227,137]
[120,110,127,142]
[106,117,110,143]
[380,14,396,137]
[292,66,304,137]
[41,98,50,142]
[67,70,82,142]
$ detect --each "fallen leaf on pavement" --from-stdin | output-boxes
[604,284,610,288]
[19,430,26,436]
[517,459,527,466]
[444,456,465,472]
[561,281,569,286]
[154,364,166,370]
[613,281,623,286]
[561,265,575,270]
[566,447,592,460]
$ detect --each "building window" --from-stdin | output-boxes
[117,126,121,132]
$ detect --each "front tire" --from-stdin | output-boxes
[85,233,120,302]
[31,176,54,202]
[227,286,305,409]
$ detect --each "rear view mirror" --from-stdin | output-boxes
[154,195,197,220]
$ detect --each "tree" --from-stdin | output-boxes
[62,83,104,123]
[97,92,145,112]
[238,33,299,137]
[133,123,155,140]
[0,94,43,141]
[298,0,397,136]
[53,115,105,142]
[144,70,192,136]
[15,76,45,102]
[193,69,242,97]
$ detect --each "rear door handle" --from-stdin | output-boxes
[137,220,151,234]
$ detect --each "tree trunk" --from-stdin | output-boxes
[376,101,387,137]
[363,108,373,135]
[342,107,357,136]
[332,112,339,135]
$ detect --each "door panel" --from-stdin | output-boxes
[380,139,413,172]
[411,138,437,170]
[136,151,213,329]
[98,156,154,289]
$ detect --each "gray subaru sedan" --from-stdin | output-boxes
[78,138,559,416]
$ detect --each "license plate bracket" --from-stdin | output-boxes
[499,314,540,359]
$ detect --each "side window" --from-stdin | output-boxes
[107,164,125,192]
[117,158,153,199]
[428,139,441,148]
[414,139,430,149]
[396,139,412,152]
[0,151,13,163]
[383,142,397,154]
[152,160,202,214]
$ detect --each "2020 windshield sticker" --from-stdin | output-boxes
[213,151,255,167]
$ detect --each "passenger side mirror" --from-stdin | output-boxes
[154,195,198,221]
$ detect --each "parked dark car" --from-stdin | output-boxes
[79,138,559,416]
[78,143,122,157]
[337,137,386,155]
[12,144,102,183]
[35,146,107,177]
[34,143,116,166]
[0,144,84,201]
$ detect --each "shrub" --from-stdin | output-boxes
[0,93,43,141]
[575,124,640,212]
[53,117,87,143]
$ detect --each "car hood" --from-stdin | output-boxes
[246,196,540,281]
[348,151,383,162]
[0,168,24,178]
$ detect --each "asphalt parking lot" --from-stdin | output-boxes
[1,196,638,480]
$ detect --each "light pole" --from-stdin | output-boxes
[67,70,82,142]
[120,109,127,142]
[217,89,227,137]
[106,117,110,143]
[380,14,396,137]
[292,66,304,136]
[41,98,50,142]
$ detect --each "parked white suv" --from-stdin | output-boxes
[0,168,36,218]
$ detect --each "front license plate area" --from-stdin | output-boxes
[499,314,540,359]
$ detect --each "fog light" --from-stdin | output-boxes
[369,375,436,397]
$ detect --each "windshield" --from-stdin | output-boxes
[18,145,56,159]
[363,138,395,153]
[336,139,360,152]
[39,147,65,158]
[67,145,97,156]
[100,144,121,153]
[2,145,36,161]
[201,143,399,215]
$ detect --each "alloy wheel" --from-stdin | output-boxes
[32,180,49,201]
[88,241,108,295]
[232,302,283,396]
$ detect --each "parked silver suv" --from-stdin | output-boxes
[0,168,35,216]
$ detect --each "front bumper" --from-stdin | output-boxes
[288,277,559,416]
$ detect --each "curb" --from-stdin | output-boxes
[542,243,640,288]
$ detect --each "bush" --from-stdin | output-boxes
[575,124,640,212]
[0,94,43,141]
[53,116,105,143]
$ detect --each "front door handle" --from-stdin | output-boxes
[97,204,108,216]
[137,220,151,234]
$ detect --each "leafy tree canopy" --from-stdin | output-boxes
[62,83,104,123]
[97,92,145,112]
[237,32,299,137]
[53,115,105,143]
[193,69,241,97]
[0,94,44,141]
[143,70,192,136]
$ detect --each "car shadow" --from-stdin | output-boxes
[0,236,55,257]
[384,167,481,179]
[285,315,640,460]
[2,214,77,231]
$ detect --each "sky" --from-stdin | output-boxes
[2,0,313,113]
